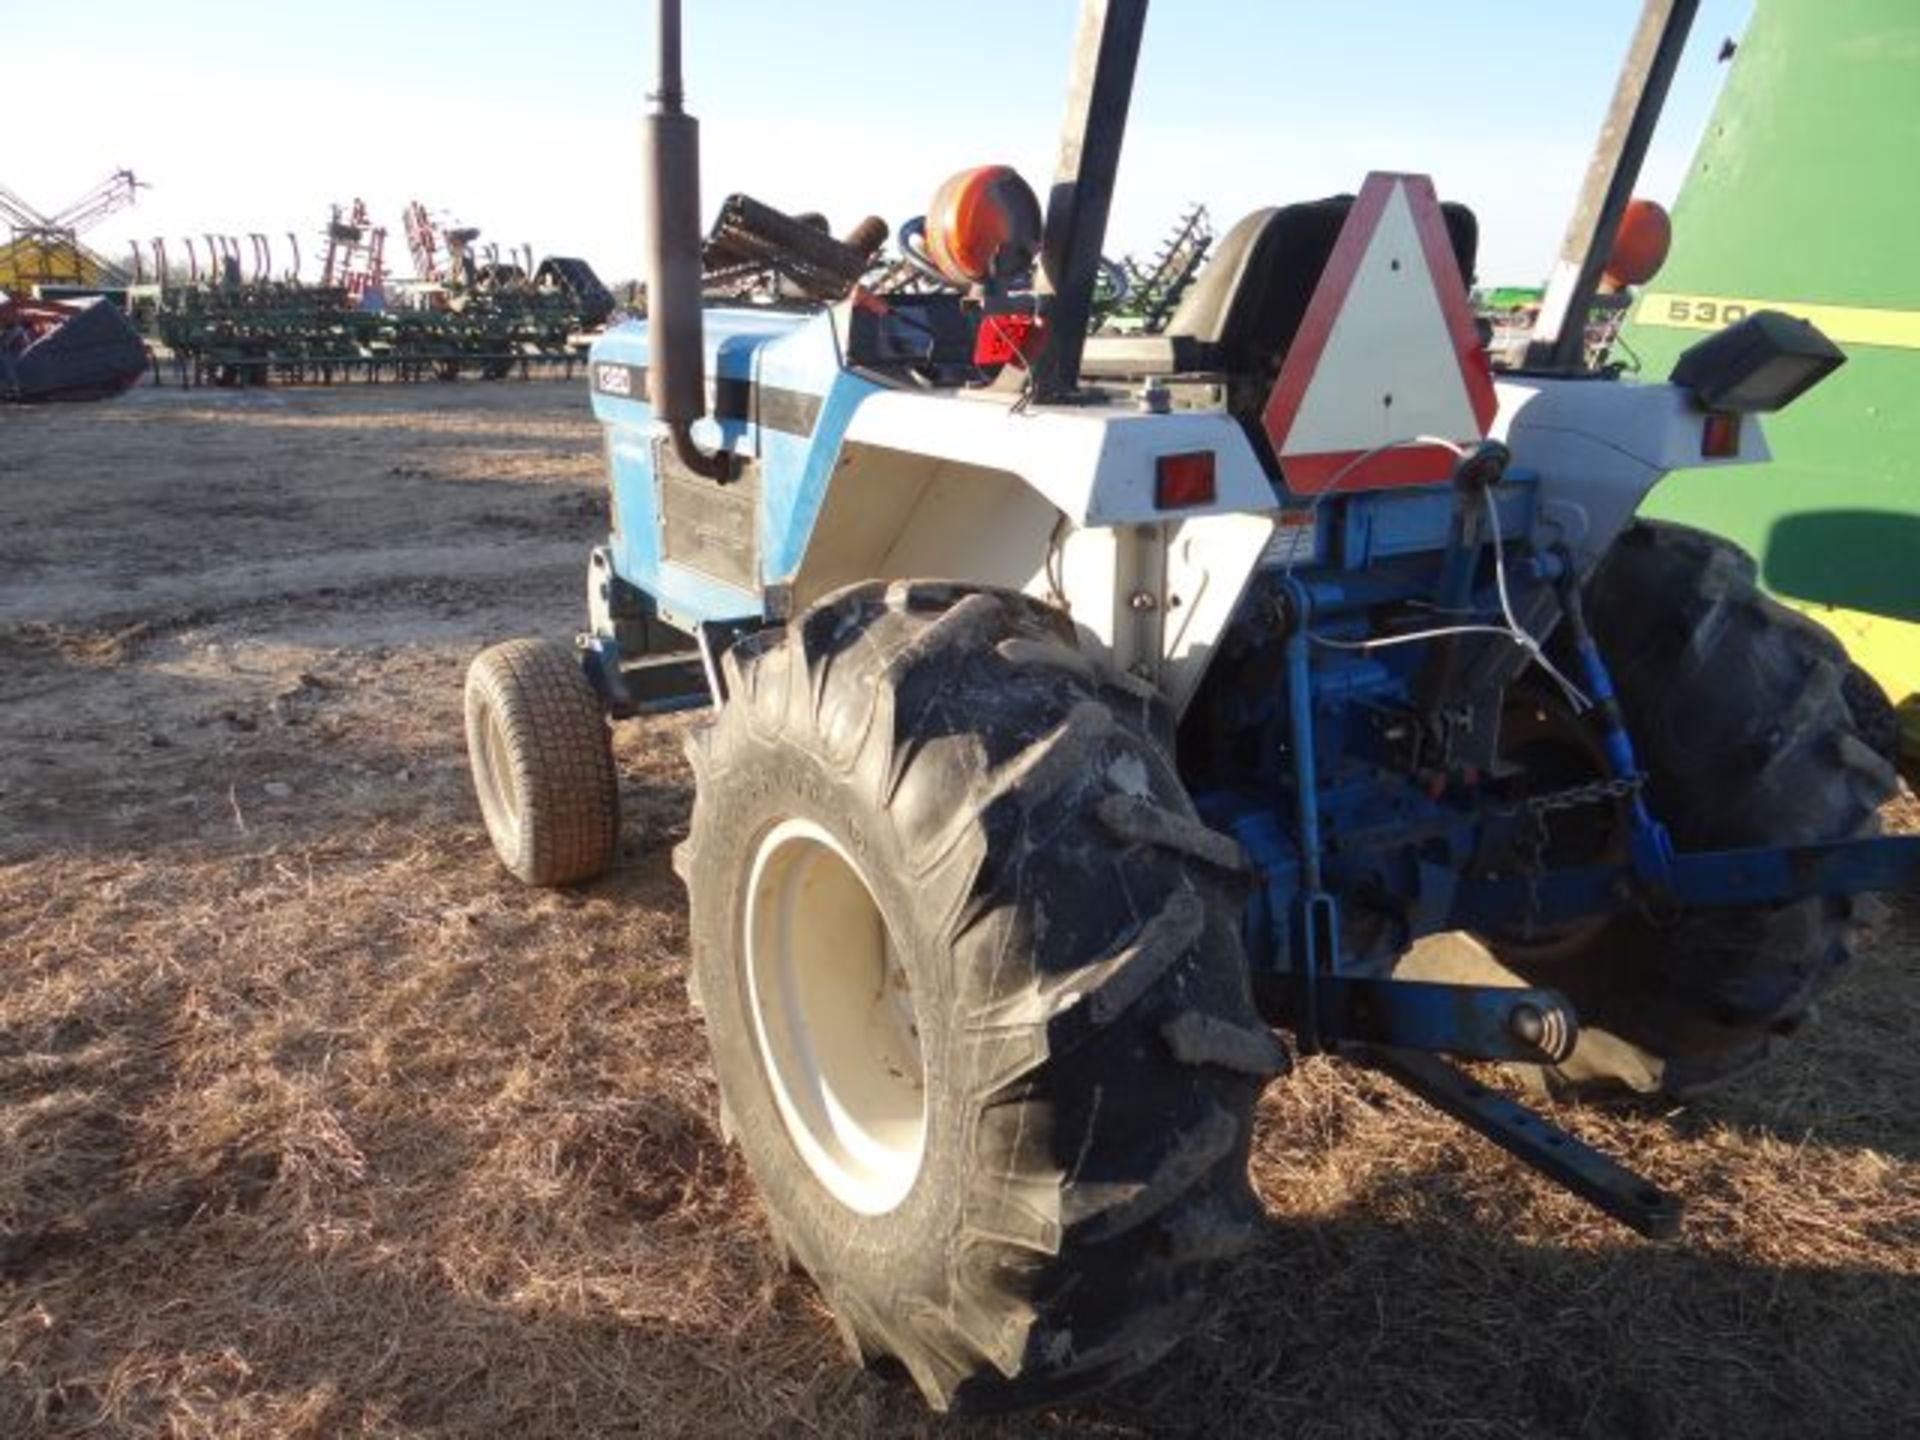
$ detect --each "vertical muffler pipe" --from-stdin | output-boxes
[643,0,732,479]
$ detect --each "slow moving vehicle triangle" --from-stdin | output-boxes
[1263,171,1497,493]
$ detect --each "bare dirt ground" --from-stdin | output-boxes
[2,382,1915,1439]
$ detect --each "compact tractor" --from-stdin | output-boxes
[462,0,1917,1411]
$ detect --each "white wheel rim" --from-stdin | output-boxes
[475,704,520,830]
[743,818,926,1215]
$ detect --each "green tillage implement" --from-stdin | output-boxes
[137,283,592,387]
[1619,0,1920,777]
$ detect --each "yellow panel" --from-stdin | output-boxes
[1794,602,1920,780]
[1634,292,1920,351]
[0,238,113,293]
[1796,604,1920,700]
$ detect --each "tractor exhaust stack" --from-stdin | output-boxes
[643,0,731,480]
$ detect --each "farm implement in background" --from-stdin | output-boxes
[0,292,147,403]
[133,281,593,387]
[404,197,616,325]
[1104,203,1214,332]
[0,169,140,297]
[126,196,619,387]
[1,170,149,403]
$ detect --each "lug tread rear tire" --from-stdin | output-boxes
[680,581,1281,1412]
[1842,662,1903,773]
[1491,522,1896,1096]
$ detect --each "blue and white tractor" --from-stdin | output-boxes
[461,0,1915,1411]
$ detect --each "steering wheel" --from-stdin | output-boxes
[898,218,1131,308]
[895,217,962,289]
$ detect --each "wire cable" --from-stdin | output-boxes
[1311,623,1518,652]
[1482,484,1591,712]
[1290,437,1592,713]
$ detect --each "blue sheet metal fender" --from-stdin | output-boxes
[752,312,882,583]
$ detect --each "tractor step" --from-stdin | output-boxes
[619,652,710,712]
[1365,1045,1682,1239]
[579,636,712,718]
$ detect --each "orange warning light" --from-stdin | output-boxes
[923,165,1042,288]
[1603,198,1672,288]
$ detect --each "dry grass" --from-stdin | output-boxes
[2,384,1916,1438]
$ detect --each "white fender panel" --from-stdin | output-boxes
[1161,512,1279,708]
[800,389,1285,714]
[1494,376,1769,574]
[839,389,1279,524]
[806,377,1753,713]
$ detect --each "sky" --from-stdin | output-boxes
[8,0,1754,288]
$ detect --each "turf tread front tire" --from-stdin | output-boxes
[464,638,619,886]
[680,581,1281,1412]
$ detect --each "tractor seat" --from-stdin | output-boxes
[1080,196,1479,388]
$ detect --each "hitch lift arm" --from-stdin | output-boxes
[1451,834,1920,933]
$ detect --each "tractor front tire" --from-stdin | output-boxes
[678,581,1282,1412]
[1488,522,1897,1097]
[464,638,620,886]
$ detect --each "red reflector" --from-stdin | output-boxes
[974,311,1045,366]
[1155,451,1216,508]
[1701,409,1742,458]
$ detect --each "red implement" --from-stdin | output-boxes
[0,293,148,403]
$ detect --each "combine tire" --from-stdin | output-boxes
[1485,521,1897,1097]
[678,581,1282,1411]
[464,638,620,886]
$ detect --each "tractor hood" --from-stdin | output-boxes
[588,308,819,452]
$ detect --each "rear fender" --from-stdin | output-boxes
[1494,376,1770,577]
[794,390,1281,713]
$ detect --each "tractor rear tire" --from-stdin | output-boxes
[1842,662,1903,773]
[1484,521,1897,1097]
[678,581,1282,1412]
[464,638,620,886]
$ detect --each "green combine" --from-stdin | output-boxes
[1621,0,1920,778]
